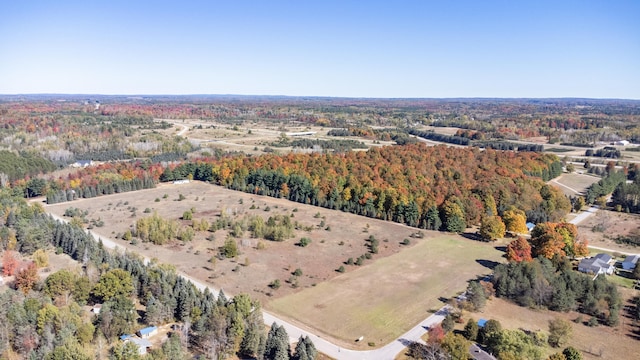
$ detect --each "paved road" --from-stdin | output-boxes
[469,343,496,360]
[568,205,599,225]
[47,209,448,359]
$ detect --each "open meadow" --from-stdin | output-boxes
[268,235,504,347]
[45,181,505,349]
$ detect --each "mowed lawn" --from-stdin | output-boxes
[550,173,600,196]
[267,235,504,347]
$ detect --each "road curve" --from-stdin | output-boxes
[46,210,446,359]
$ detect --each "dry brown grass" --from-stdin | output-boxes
[577,210,640,254]
[45,181,506,349]
[474,293,639,360]
[269,235,504,348]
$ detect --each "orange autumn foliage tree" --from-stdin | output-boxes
[505,236,533,262]
[15,262,38,294]
[530,222,587,259]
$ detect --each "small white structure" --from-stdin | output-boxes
[622,254,640,270]
[71,160,93,168]
[614,140,630,146]
[286,131,316,137]
[172,179,190,185]
[92,304,102,315]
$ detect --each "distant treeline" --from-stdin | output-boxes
[585,148,621,159]
[46,176,156,204]
[74,149,132,162]
[271,138,368,152]
[407,129,471,145]
[473,141,543,152]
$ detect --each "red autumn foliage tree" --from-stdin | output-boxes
[428,324,446,344]
[505,236,533,262]
[2,251,18,276]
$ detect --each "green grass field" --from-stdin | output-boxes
[267,235,504,347]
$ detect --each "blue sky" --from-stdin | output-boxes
[0,1,638,98]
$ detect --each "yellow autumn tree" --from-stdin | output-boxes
[502,209,528,233]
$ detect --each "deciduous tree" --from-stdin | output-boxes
[479,215,506,241]
[2,250,18,276]
[548,318,572,348]
[505,237,533,262]
[15,262,38,294]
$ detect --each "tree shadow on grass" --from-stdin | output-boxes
[476,259,500,270]
[495,246,507,252]
[461,232,484,242]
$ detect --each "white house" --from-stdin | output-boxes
[578,253,614,275]
[121,334,152,355]
[138,326,158,339]
[622,254,640,271]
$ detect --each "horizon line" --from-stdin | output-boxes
[1,93,639,101]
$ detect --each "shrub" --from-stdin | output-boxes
[269,279,281,289]
[401,238,411,245]
[298,237,311,247]
[337,266,345,273]
[293,268,303,276]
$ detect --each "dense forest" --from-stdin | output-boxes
[160,143,567,229]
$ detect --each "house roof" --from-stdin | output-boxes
[593,253,612,263]
[139,326,158,336]
[477,319,487,327]
[128,338,152,348]
[623,254,640,264]
[120,334,133,341]
[579,257,613,273]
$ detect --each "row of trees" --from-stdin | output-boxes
[585,170,627,204]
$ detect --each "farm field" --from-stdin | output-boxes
[44,181,504,349]
[268,235,504,348]
[158,119,395,154]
